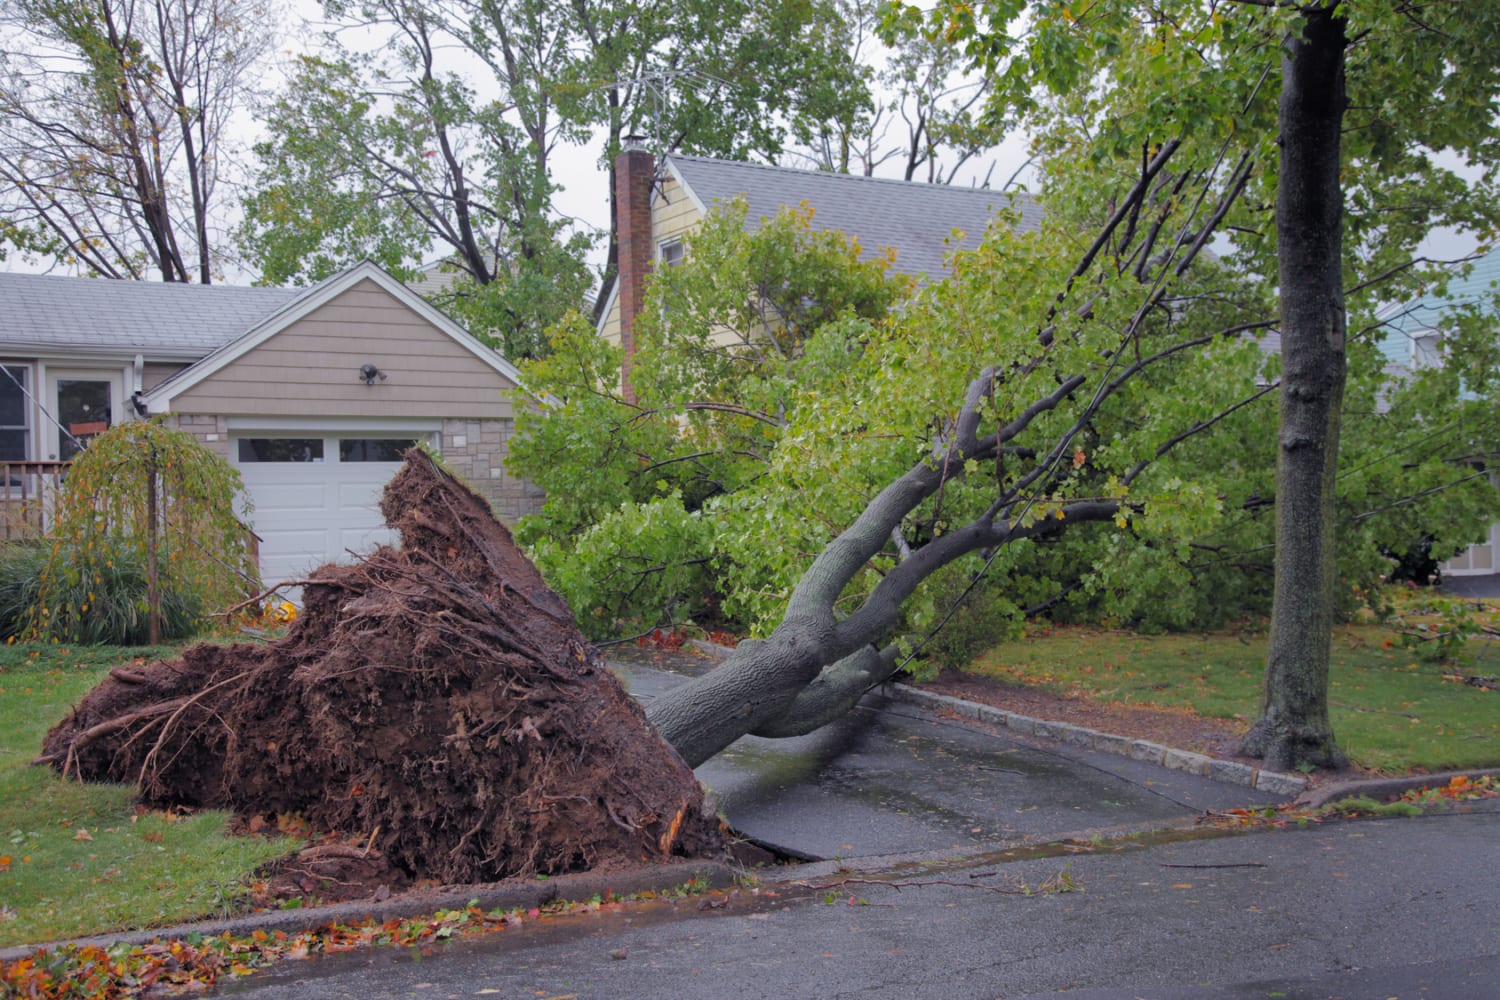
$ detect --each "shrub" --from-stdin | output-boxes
[26,420,257,644]
[26,537,202,644]
[0,542,45,640]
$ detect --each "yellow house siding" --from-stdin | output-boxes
[600,172,704,346]
[170,279,517,419]
[653,173,701,242]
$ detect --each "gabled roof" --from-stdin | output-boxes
[0,271,302,361]
[664,154,1043,280]
[145,261,524,407]
[594,154,1044,330]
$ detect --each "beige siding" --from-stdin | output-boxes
[142,362,186,392]
[600,173,703,346]
[171,280,517,419]
[654,172,702,243]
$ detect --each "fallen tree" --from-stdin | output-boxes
[39,140,1500,884]
[39,453,724,883]
[645,140,1257,766]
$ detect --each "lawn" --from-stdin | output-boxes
[959,615,1500,774]
[0,643,294,949]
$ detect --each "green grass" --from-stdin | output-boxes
[0,642,293,948]
[960,621,1500,774]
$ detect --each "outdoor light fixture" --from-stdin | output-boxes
[359,363,388,385]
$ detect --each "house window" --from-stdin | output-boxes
[658,238,685,268]
[0,365,29,462]
[1413,333,1442,369]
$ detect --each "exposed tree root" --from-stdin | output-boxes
[40,451,725,884]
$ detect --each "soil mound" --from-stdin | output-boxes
[40,452,725,883]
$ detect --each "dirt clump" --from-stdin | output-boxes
[39,451,725,884]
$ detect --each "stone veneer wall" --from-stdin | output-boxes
[164,414,543,525]
[440,417,544,525]
[169,414,232,462]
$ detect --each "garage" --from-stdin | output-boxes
[138,262,544,591]
[234,431,431,585]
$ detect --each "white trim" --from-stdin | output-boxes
[227,416,441,434]
[0,343,204,365]
[0,361,35,462]
[657,237,685,267]
[661,156,709,216]
[145,261,530,410]
[594,279,621,338]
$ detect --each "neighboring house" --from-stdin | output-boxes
[0,261,542,585]
[1378,249,1500,576]
[596,142,1044,377]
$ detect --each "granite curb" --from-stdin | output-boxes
[0,859,738,964]
[1292,768,1500,809]
[887,682,1312,797]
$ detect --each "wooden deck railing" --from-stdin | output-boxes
[0,461,69,541]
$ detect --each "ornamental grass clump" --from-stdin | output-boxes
[26,420,257,645]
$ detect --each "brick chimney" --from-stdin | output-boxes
[614,137,654,403]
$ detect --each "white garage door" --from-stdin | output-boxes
[235,435,421,585]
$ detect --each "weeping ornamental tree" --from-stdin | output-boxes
[28,421,257,644]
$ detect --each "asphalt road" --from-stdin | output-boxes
[213,809,1500,999]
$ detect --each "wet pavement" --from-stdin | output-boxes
[173,648,1500,998]
[613,657,1282,862]
[215,810,1500,999]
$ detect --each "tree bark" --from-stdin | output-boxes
[1240,6,1350,771]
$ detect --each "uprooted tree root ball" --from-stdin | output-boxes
[38,451,726,884]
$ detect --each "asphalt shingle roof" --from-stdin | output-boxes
[666,155,1043,280]
[0,272,305,358]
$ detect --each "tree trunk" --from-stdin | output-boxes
[1240,6,1349,771]
[145,449,161,646]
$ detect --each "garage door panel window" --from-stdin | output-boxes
[339,438,418,462]
[239,438,325,463]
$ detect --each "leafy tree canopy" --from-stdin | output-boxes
[511,171,1500,650]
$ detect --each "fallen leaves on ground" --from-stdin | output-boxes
[1398,772,1498,806]
[1202,773,1498,830]
[0,881,716,998]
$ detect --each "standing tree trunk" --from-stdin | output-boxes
[1241,6,1350,771]
[145,447,161,646]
